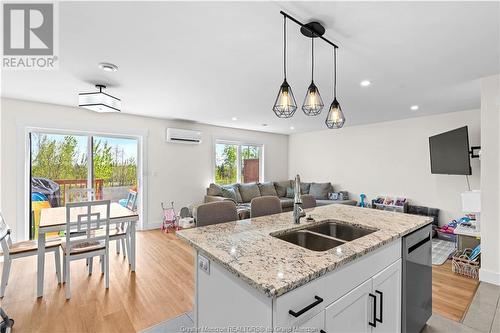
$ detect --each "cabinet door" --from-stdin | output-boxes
[325,278,373,333]
[293,310,324,332]
[372,259,402,333]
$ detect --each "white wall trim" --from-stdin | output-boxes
[480,268,500,286]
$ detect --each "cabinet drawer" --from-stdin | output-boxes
[274,276,325,328]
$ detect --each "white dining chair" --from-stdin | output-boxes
[0,212,61,298]
[62,200,110,299]
[113,191,137,258]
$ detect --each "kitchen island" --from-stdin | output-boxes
[177,203,432,332]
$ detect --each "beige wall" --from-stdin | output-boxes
[289,109,481,225]
[0,98,289,240]
[480,74,500,285]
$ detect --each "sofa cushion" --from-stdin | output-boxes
[259,182,278,197]
[309,182,333,200]
[207,183,222,196]
[239,183,261,203]
[274,180,291,197]
[220,187,238,202]
[279,198,294,209]
[230,184,243,203]
[286,187,295,198]
[300,182,311,194]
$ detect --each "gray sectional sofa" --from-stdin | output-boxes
[205,180,356,219]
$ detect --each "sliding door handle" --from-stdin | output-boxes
[375,290,383,323]
[369,293,377,327]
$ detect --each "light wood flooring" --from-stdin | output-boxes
[0,230,479,332]
[432,260,480,322]
[0,230,194,332]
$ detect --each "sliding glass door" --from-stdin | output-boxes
[29,131,139,239]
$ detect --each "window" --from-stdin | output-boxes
[214,141,263,185]
[29,131,139,239]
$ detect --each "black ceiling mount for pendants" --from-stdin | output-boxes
[300,22,326,38]
[274,11,345,128]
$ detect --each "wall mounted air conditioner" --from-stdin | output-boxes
[166,128,202,144]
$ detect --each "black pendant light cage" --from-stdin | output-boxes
[302,37,324,116]
[273,11,345,128]
[273,15,298,118]
[325,47,345,129]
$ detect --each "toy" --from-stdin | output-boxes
[359,194,367,207]
[161,201,179,233]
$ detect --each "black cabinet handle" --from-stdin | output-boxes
[288,296,323,318]
[369,293,377,327]
[375,290,383,323]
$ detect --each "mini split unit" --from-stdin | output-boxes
[79,84,121,113]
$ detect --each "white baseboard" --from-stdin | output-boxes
[479,268,500,286]
[141,220,162,230]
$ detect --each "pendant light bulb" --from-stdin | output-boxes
[273,79,297,118]
[325,98,345,129]
[302,37,324,116]
[273,16,297,118]
[326,47,345,129]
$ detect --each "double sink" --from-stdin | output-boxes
[272,221,377,252]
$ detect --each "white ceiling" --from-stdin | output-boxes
[2,1,499,134]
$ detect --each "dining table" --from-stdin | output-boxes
[37,202,139,297]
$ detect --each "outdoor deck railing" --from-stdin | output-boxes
[54,179,103,206]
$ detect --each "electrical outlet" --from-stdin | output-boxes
[198,255,210,274]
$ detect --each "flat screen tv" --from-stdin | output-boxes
[429,126,471,175]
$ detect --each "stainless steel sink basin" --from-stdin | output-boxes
[307,222,377,242]
[274,230,345,252]
[272,221,377,252]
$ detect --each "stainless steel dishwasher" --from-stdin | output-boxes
[402,224,432,333]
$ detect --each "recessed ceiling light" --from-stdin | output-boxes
[290,126,295,130]
[98,62,118,72]
[360,80,371,87]
[262,124,268,127]
[231,117,237,121]
[410,105,419,111]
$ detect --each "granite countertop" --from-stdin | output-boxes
[176,204,432,298]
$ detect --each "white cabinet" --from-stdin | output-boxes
[372,259,402,333]
[294,311,324,332]
[324,259,402,333]
[325,278,373,333]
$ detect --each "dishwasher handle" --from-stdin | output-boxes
[407,233,431,254]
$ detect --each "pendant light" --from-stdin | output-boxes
[273,16,297,118]
[325,47,345,129]
[302,37,324,116]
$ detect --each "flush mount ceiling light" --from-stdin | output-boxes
[360,80,371,87]
[98,62,118,72]
[273,12,344,129]
[78,84,121,113]
[273,15,297,118]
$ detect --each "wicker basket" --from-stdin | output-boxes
[452,249,480,279]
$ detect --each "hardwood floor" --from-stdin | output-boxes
[0,231,479,332]
[0,230,194,332]
[432,260,479,322]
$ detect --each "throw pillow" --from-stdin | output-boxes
[222,184,243,203]
[259,182,278,197]
[286,187,295,198]
[207,183,222,196]
[220,187,237,202]
[274,180,291,197]
[300,182,311,194]
[239,182,261,203]
[309,182,333,200]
